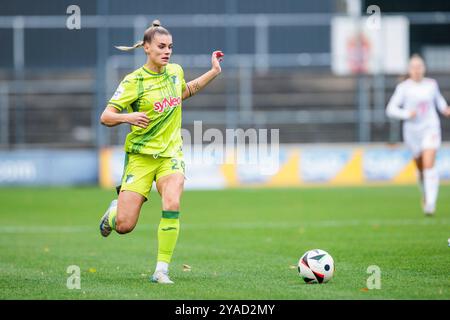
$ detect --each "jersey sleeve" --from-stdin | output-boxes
[181,77,187,93]
[433,81,448,113]
[386,83,412,120]
[108,75,138,112]
[179,65,187,93]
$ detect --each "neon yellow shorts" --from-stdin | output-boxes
[119,151,185,199]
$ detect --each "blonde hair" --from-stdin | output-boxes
[398,54,425,81]
[409,53,426,67]
[115,20,171,51]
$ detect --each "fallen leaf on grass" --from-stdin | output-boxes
[183,264,192,272]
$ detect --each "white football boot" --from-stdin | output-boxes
[151,271,174,284]
[99,199,117,237]
[423,203,435,217]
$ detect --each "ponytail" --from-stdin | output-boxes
[115,40,144,52]
[114,19,169,52]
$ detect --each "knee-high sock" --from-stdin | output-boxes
[423,167,439,209]
[157,211,180,265]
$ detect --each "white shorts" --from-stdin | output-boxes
[403,126,441,158]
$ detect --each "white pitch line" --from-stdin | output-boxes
[0,218,448,234]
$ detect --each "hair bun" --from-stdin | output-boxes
[152,19,161,27]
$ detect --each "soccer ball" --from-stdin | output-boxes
[298,249,334,284]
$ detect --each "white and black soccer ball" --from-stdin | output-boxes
[298,249,334,284]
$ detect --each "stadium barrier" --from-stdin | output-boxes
[2,145,449,188]
[0,150,97,186]
[99,144,450,189]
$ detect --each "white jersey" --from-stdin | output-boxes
[386,77,447,131]
[386,77,447,156]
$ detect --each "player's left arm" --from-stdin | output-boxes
[434,81,450,117]
[182,50,224,100]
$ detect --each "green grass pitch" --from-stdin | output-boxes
[0,185,449,299]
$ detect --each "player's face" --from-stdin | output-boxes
[408,58,425,81]
[145,34,173,67]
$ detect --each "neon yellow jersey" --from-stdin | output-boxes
[109,63,186,157]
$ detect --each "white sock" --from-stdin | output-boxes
[155,261,169,274]
[423,167,439,212]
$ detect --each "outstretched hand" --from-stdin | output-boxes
[211,50,224,74]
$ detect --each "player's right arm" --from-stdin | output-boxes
[100,106,149,129]
[386,83,416,120]
[100,74,150,129]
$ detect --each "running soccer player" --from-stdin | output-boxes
[98,20,224,283]
[386,54,450,215]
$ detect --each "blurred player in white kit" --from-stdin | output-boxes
[386,54,450,215]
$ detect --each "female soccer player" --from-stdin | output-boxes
[386,54,450,215]
[98,20,224,283]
